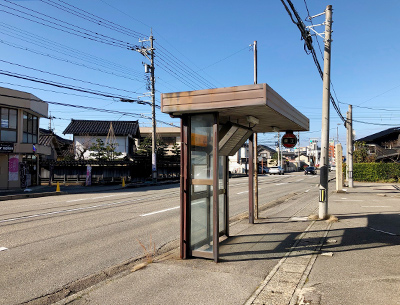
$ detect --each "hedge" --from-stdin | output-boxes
[353,163,400,182]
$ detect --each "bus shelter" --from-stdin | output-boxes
[161,83,309,262]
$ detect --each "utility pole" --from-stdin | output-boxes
[319,5,332,220]
[135,31,157,182]
[253,41,258,220]
[347,104,354,188]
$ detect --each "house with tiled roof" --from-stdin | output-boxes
[63,120,140,160]
[356,127,400,162]
[39,128,73,161]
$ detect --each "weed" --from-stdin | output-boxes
[136,236,156,264]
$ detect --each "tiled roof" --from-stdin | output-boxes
[63,120,140,137]
[39,129,73,146]
[356,127,400,143]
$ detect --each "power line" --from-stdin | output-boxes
[0,69,161,107]
[1,2,134,49]
[0,59,142,96]
[36,0,216,89]
[281,0,345,123]
[0,92,177,127]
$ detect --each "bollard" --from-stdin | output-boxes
[122,177,125,187]
[56,181,61,192]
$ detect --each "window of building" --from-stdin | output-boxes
[0,107,17,142]
[23,112,38,144]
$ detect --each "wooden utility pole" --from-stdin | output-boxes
[319,5,332,219]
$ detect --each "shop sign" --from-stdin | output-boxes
[0,143,14,152]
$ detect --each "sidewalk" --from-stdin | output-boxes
[37,182,399,305]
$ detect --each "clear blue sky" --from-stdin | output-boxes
[1,0,399,148]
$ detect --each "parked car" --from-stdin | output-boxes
[269,166,284,175]
[258,166,269,174]
[304,166,317,175]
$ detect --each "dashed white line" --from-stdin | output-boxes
[305,189,310,193]
[334,200,363,202]
[237,191,249,194]
[361,206,392,208]
[275,183,287,186]
[140,206,179,217]
[369,227,397,236]
[0,247,8,252]
[66,194,118,203]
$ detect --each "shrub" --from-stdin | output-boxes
[353,163,400,182]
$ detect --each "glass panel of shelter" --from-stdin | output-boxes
[188,113,229,262]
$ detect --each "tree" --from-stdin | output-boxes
[170,142,181,158]
[89,138,106,160]
[89,138,122,161]
[75,136,92,160]
[353,141,375,163]
[136,136,167,157]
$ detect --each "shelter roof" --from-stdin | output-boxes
[63,120,140,137]
[161,83,309,133]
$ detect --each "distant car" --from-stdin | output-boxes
[330,165,336,171]
[304,166,317,175]
[258,166,269,174]
[269,166,284,175]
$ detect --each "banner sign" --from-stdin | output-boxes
[8,155,18,181]
[86,165,92,186]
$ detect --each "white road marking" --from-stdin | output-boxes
[237,191,248,194]
[334,200,363,202]
[275,183,287,186]
[369,227,396,236]
[305,189,310,193]
[361,206,392,208]
[296,179,304,182]
[290,216,309,222]
[0,247,8,252]
[140,206,179,217]
[66,194,118,203]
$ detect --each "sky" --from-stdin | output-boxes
[0,0,399,149]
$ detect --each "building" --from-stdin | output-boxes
[139,126,180,156]
[0,87,50,189]
[356,127,400,162]
[39,128,73,161]
[63,120,140,160]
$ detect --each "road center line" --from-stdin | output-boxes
[66,194,118,203]
[140,206,179,217]
[334,200,363,202]
[361,206,392,208]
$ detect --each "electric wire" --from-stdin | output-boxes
[0,93,177,127]
[0,59,142,96]
[35,0,216,89]
[1,0,135,49]
[281,0,345,123]
[0,69,163,108]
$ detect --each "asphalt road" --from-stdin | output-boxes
[0,171,322,304]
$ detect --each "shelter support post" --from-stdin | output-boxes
[248,133,254,224]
